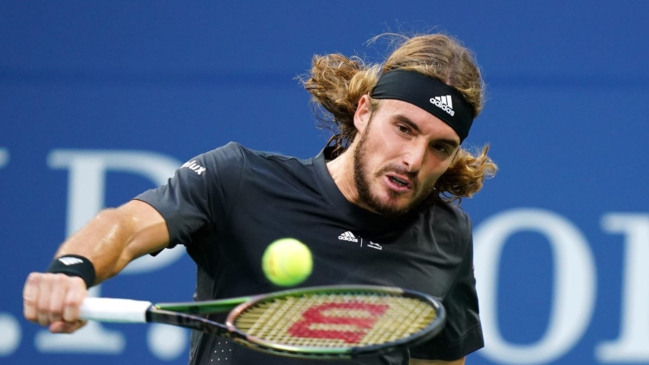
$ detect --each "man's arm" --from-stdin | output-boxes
[410,357,466,365]
[23,200,169,334]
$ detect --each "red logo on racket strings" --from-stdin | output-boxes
[288,302,389,343]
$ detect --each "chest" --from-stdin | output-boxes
[217,194,460,298]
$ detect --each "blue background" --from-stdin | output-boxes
[2,1,648,364]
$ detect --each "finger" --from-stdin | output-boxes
[23,273,41,322]
[37,273,56,326]
[47,274,69,324]
[62,276,87,322]
[50,319,87,334]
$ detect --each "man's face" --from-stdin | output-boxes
[352,97,460,217]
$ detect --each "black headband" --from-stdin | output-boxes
[370,70,475,142]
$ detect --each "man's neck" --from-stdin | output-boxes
[326,150,363,208]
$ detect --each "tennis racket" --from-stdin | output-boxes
[80,285,445,359]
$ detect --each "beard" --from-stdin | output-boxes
[352,122,434,218]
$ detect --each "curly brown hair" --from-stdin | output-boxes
[301,33,497,204]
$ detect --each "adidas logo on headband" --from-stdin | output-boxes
[429,95,455,116]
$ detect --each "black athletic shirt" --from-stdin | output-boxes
[135,142,484,365]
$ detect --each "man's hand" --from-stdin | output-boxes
[23,272,88,333]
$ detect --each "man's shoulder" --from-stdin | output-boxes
[428,202,472,235]
[204,142,318,184]
[212,142,307,163]
[434,202,470,222]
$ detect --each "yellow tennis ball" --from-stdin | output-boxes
[262,238,313,286]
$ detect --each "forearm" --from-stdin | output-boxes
[54,208,138,284]
[54,202,169,284]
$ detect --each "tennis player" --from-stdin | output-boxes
[23,33,497,365]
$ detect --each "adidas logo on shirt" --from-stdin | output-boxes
[58,257,83,266]
[338,231,359,242]
[429,95,455,116]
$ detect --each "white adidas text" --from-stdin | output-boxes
[430,95,455,116]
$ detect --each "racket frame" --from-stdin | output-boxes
[83,285,446,359]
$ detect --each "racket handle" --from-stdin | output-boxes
[80,298,153,323]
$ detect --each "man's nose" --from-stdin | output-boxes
[402,142,426,173]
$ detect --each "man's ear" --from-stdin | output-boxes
[353,95,372,134]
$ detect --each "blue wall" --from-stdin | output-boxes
[2,1,649,364]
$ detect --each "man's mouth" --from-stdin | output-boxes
[386,174,412,190]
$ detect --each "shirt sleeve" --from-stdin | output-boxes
[134,142,244,248]
[410,213,484,361]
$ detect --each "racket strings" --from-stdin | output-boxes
[362,299,435,345]
[233,292,437,348]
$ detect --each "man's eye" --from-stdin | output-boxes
[433,144,448,153]
[397,125,411,134]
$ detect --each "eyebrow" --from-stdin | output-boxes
[394,114,460,149]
